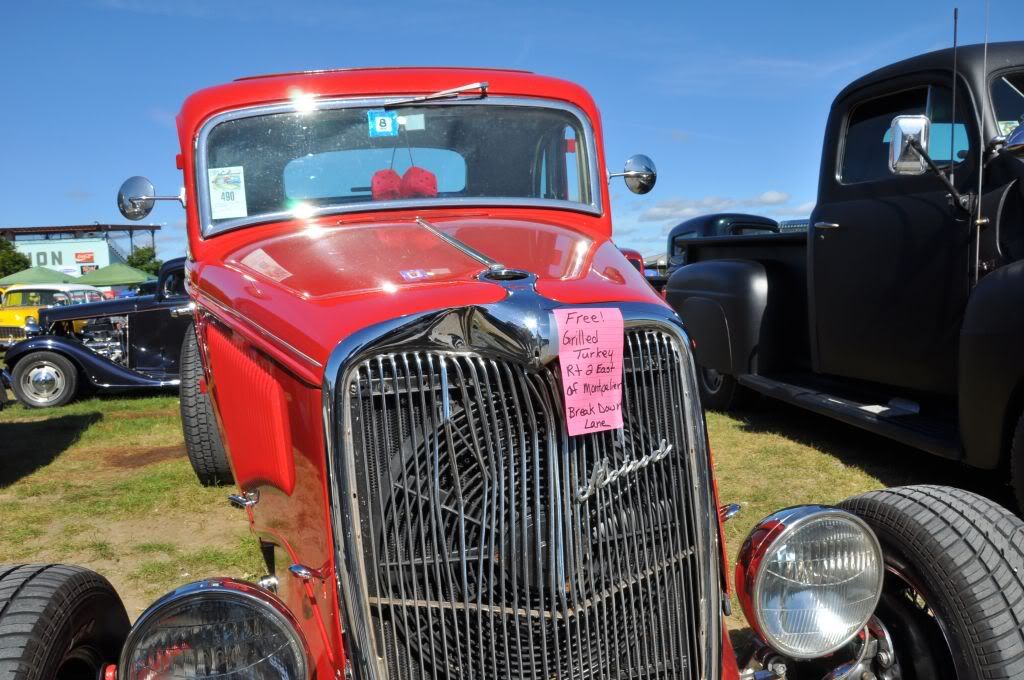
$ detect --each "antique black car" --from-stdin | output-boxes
[2,257,192,408]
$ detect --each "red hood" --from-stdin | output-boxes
[192,215,664,384]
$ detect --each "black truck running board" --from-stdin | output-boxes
[737,374,963,461]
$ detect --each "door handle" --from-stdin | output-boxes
[814,221,841,230]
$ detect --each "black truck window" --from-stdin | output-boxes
[926,85,971,167]
[841,88,928,184]
[992,72,1024,137]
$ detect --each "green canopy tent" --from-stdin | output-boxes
[75,263,155,287]
[0,267,79,285]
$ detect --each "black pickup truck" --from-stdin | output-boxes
[668,42,1024,503]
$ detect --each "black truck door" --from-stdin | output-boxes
[810,79,975,396]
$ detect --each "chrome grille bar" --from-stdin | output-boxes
[339,327,710,680]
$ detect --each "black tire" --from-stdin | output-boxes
[841,485,1024,680]
[180,323,233,487]
[1010,411,1024,512]
[11,352,78,409]
[0,564,130,680]
[695,365,750,411]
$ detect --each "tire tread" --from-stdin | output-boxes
[841,485,1024,679]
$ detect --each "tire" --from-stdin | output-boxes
[695,365,750,411]
[1010,411,1024,512]
[180,323,233,487]
[11,352,78,409]
[0,564,130,680]
[841,485,1024,680]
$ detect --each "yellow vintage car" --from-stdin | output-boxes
[0,284,103,347]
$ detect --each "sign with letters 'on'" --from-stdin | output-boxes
[554,308,624,436]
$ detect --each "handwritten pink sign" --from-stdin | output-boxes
[554,307,624,436]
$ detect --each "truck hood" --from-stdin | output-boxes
[194,215,663,382]
[39,295,157,326]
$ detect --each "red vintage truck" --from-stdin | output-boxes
[3,67,1024,680]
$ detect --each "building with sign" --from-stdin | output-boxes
[0,225,161,277]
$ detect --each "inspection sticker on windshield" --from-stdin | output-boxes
[368,109,399,137]
[555,308,624,436]
[208,166,248,220]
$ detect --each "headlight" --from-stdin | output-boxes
[735,506,883,659]
[119,579,309,680]
[24,316,35,326]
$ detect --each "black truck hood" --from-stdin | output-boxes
[40,295,157,325]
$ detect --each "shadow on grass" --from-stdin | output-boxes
[728,399,1015,509]
[0,412,102,487]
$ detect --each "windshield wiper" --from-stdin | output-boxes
[383,81,488,110]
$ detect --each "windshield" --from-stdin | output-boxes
[992,72,1024,137]
[200,100,596,235]
[3,289,72,307]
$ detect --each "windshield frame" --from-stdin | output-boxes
[195,95,603,237]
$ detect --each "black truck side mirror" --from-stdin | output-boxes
[889,115,931,175]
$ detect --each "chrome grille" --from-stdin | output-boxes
[0,326,25,341]
[340,327,709,680]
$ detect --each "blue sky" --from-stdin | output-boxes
[2,0,1022,258]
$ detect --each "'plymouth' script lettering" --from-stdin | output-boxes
[555,308,624,436]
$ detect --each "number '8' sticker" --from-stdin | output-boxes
[368,110,399,137]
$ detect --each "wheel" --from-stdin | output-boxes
[695,365,750,411]
[0,564,130,680]
[1010,411,1024,512]
[841,485,1024,680]
[11,352,78,409]
[180,323,233,486]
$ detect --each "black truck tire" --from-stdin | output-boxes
[0,564,130,680]
[841,485,1024,680]
[1010,411,1024,512]
[696,365,750,411]
[180,323,233,487]
[10,352,78,409]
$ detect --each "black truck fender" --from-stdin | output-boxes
[4,336,179,390]
[959,258,1024,470]
[665,259,767,376]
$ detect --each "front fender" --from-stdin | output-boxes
[959,259,1024,469]
[4,336,179,389]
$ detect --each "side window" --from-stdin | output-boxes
[841,88,928,184]
[925,85,971,166]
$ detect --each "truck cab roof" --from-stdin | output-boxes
[837,40,1024,103]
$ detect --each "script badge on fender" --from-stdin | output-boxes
[554,307,624,436]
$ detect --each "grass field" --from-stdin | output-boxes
[0,388,1011,634]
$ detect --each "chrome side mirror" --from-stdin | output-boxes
[610,154,657,194]
[1006,124,1024,157]
[888,115,930,175]
[117,176,185,220]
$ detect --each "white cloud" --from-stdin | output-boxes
[638,191,791,223]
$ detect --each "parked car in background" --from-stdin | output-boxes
[2,258,191,407]
[668,42,1024,509]
[0,283,103,348]
[4,66,1024,680]
[666,212,779,276]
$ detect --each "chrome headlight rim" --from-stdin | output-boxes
[737,505,884,660]
[117,577,311,680]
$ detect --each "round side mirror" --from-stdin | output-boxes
[117,176,156,221]
[617,154,657,194]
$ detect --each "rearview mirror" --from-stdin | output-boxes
[889,115,931,176]
[610,154,657,194]
[117,176,156,220]
[117,176,186,220]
